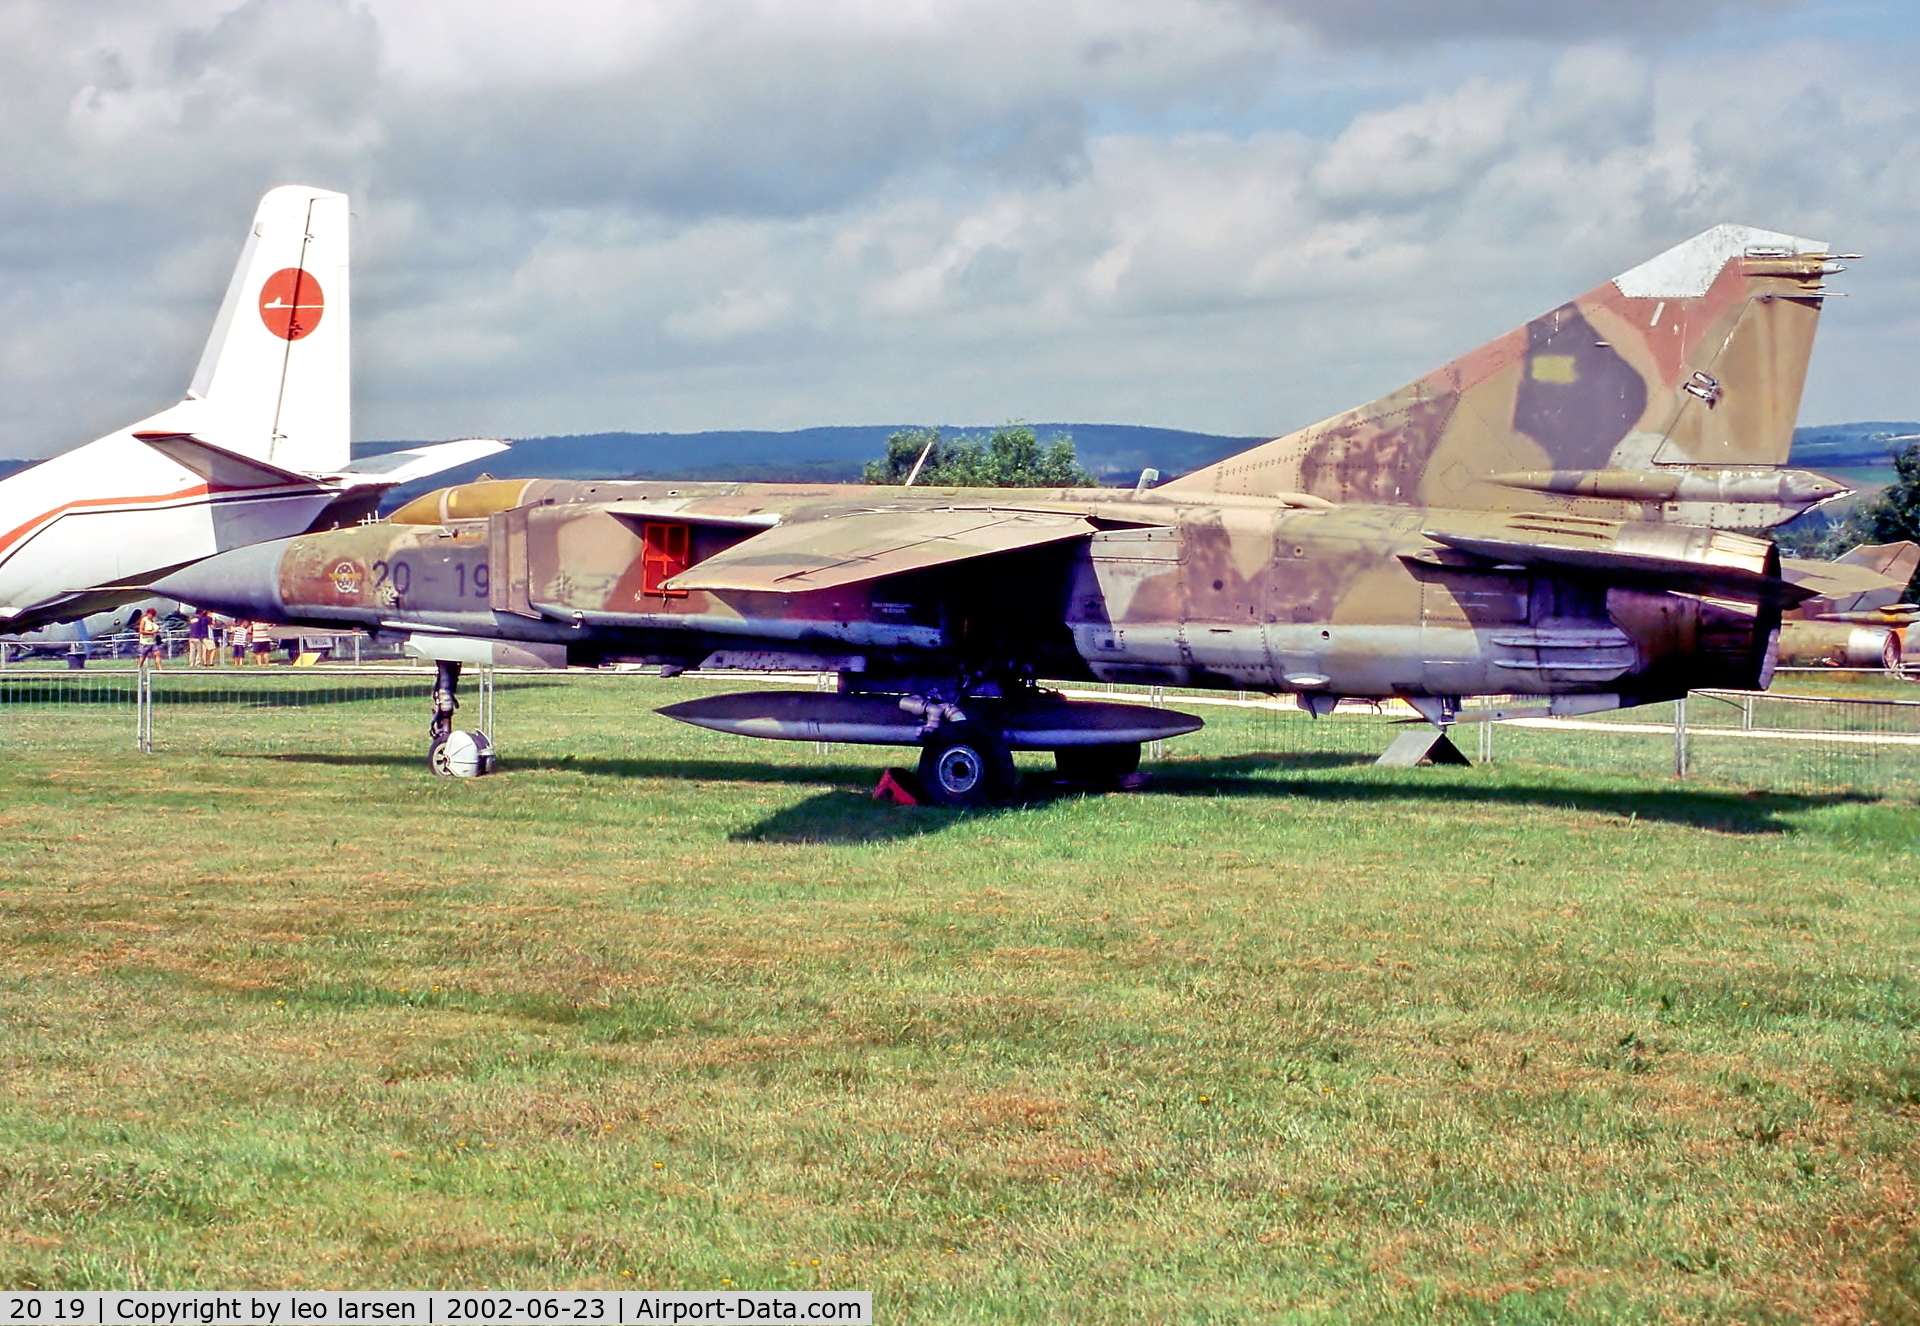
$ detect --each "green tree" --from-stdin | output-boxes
[862,425,1097,488]
[1853,438,1920,599]
[1856,439,1920,544]
[1773,438,1920,598]
[1772,508,1866,561]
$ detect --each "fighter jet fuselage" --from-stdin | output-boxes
[177,476,1794,705]
[155,223,1851,800]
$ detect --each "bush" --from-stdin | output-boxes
[862,425,1096,488]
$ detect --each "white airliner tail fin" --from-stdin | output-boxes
[158,184,351,474]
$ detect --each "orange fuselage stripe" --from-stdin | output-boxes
[0,481,313,561]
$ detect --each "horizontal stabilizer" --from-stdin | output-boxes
[666,506,1099,593]
[134,432,320,490]
[1781,554,1908,602]
[1783,541,1919,618]
[326,438,511,489]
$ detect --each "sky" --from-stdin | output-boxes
[3,0,1919,458]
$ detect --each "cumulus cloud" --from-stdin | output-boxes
[0,0,1915,455]
[1307,79,1525,209]
[1238,0,1802,46]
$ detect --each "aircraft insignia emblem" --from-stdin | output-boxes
[329,560,363,597]
[259,268,324,341]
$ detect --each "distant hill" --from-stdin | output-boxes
[1785,421,1920,486]
[358,423,1268,510]
[3,420,1913,506]
[359,417,1920,503]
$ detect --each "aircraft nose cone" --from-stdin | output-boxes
[152,539,290,620]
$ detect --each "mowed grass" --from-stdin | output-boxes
[2,672,1919,1322]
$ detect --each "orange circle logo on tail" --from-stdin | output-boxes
[258,268,324,341]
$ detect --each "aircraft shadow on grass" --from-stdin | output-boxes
[735,752,1858,842]
[271,751,913,793]
[264,748,1863,843]
[1143,754,1859,835]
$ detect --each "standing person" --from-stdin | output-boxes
[135,607,163,671]
[252,624,275,666]
[230,618,251,666]
[186,608,210,666]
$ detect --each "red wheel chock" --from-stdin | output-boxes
[872,767,920,806]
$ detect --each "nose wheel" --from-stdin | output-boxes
[429,729,495,778]
[426,659,497,777]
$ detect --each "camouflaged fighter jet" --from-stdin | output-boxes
[155,224,1853,803]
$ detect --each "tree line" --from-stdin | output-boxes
[863,425,1095,488]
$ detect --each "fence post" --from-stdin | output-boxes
[136,667,154,753]
[1147,684,1166,762]
[478,666,495,743]
[1477,718,1493,764]
[1673,694,1688,779]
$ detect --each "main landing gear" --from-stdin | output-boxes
[916,722,1017,808]
[886,672,1171,808]
[426,659,495,778]
[914,725,1146,807]
[912,720,1145,808]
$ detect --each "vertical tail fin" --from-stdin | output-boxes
[176,185,351,474]
[1163,224,1846,528]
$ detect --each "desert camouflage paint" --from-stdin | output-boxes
[159,225,1855,725]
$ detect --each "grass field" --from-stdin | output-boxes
[3,669,1919,1322]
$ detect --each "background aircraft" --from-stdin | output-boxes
[159,224,1849,802]
[1779,542,1920,673]
[0,185,505,635]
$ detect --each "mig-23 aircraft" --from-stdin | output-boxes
[0,185,506,634]
[156,224,1852,803]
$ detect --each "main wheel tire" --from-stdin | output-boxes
[1053,742,1142,786]
[917,725,1015,808]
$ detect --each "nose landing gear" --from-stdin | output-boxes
[426,659,496,777]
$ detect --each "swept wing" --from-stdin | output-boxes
[664,506,1101,593]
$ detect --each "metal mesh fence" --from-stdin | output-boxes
[1495,689,1920,797]
[1081,682,1920,796]
[0,662,437,757]
[3,661,1917,796]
